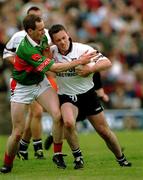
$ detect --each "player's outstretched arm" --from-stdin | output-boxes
[49,51,97,73]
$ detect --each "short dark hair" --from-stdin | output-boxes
[27,6,41,15]
[48,24,67,41]
[23,14,42,32]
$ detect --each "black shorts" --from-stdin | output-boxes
[58,88,104,121]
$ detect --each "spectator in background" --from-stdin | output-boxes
[110,82,141,109]
[20,0,50,25]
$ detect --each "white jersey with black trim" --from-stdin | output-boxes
[3,29,51,59]
[51,42,104,95]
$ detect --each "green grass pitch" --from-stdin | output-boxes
[0,130,143,180]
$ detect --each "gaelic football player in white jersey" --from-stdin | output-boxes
[48,24,132,169]
[3,6,52,160]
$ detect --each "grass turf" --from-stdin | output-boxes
[0,130,143,180]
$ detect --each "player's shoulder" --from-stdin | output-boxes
[5,30,26,51]
[11,30,26,39]
[72,42,94,52]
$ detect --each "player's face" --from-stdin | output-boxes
[29,21,45,43]
[52,30,70,55]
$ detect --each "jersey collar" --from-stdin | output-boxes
[26,34,40,47]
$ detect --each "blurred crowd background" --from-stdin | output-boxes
[1,0,143,133]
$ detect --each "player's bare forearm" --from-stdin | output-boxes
[89,58,112,73]
[49,51,97,73]
[75,58,112,77]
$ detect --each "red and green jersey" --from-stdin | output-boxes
[13,35,54,85]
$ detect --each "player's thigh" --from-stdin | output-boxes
[24,105,32,129]
[37,87,60,116]
[11,102,27,130]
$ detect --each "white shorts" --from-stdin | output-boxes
[10,76,51,104]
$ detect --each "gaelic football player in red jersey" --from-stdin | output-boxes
[0,14,96,173]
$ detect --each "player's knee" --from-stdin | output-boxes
[29,103,43,119]
[64,120,75,128]
[33,109,43,119]
[52,110,61,123]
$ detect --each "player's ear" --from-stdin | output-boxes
[27,28,33,35]
[69,37,72,42]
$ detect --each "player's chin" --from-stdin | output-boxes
[40,35,43,38]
